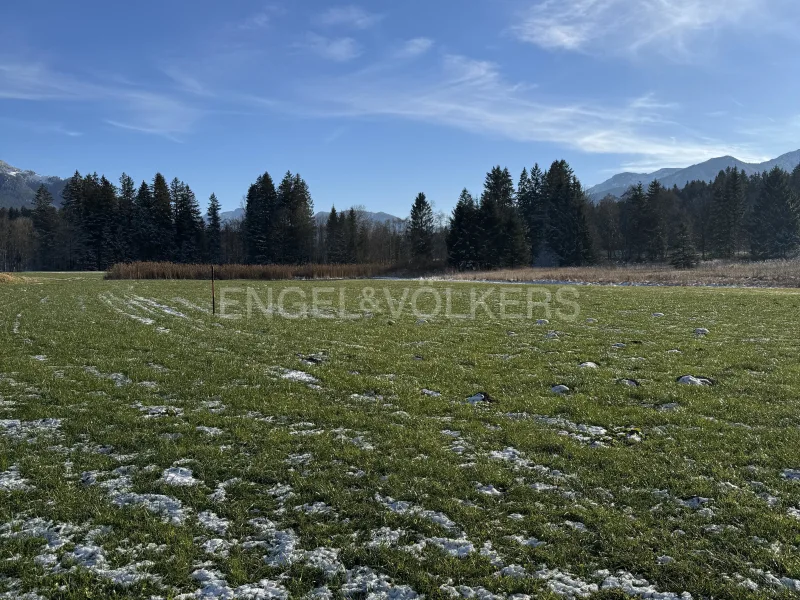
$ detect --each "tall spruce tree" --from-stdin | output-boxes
[669,220,699,269]
[446,189,479,269]
[277,173,314,264]
[244,172,277,264]
[644,180,668,262]
[133,181,156,261]
[625,183,649,261]
[541,160,594,266]
[173,180,205,263]
[344,208,359,263]
[115,173,136,263]
[710,168,746,258]
[59,171,87,269]
[206,194,222,264]
[151,173,175,261]
[31,185,58,269]
[408,193,434,265]
[325,206,342,263]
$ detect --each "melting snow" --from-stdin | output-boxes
[376,493,460,532]
[0,466,32,491]
[160,466,201,487]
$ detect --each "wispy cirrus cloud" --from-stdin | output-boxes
[316,5,382,29]
[288,53,766,167]
[0,116,82,137]
[512,0,780,58]
[0,60,205,140]
[236,4,283,30]
[394,38,434,59]
[301,34,362,62]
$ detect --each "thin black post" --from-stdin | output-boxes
[211,265,216,315]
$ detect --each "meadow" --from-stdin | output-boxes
[1,273,799,599]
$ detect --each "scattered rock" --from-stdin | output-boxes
[652,313,665,318]
[612,343,626,349]
[782,469,800,481]
[695,328,710,336]
[536,319,549,325]
[421,389,441,397]
[617,378,640,387]
[551,385,570,395]
[579,362,598,369]
[297,352,328,365]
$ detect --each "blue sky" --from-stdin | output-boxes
[2,0,799,216]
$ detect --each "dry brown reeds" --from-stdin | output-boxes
[105,262,395,281]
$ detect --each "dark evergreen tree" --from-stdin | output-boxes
[504,207,531,267]
[31,185,58,269]
[624,183,648,261]
[151,173,175,261]
[750,166,799,259]
[644,180,668,262]
[540,161,594,266]
[276,172,315,264]
[525,163,546,261]
[407,193,434,265]
[670,220,699,269]
[59,172,87,269]
[173,180,205,263]
[115,173,136,263]
[206,194,222,264]
[446,189,479,269]
[325,206,345,263]
[344,208,359,263]
[478,166,516,265]
[133,181,156,261]
[244,172,277,264]
[595,195,622,260]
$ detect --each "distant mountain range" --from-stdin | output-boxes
[587,150,800,201]
[0,160,67,209]
[220,207,404,225]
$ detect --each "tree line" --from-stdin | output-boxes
[2,160,799,272]
[425,160,800,270]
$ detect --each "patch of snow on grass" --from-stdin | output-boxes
[0,466,32,491]
[160,466,200,487]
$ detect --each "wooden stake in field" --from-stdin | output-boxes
[211,265,216,315]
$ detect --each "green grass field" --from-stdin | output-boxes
[1,274,800,599]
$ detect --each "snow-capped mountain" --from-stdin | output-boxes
[586,149,800,201]
[0,160,67,209]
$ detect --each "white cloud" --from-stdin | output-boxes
[236,4,282,30]
[291,53,766,166]
[394,38,434,59]
[302,34,362,62]
[316,6,382,29]
[513,0,770,58]
[0,60,204,139]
